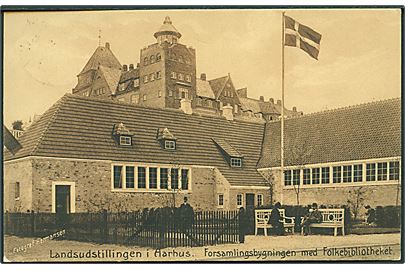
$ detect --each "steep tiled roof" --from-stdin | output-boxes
[258,98,401,168]
[80,46,122,75]
[209,76,228,98]
[99,66,122,95]
[239,97,262,113]
[212,138,243,158]
[196,79,215,99]
[5,94,267,187]
[120,68,139,83]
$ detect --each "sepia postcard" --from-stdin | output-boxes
[1,6,403,263]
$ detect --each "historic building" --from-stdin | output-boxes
[72,16,301,122]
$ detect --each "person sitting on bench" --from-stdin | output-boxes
[269,202,284,236]
[301,203,322,236]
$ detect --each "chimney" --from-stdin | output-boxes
[129,64,134,70]
[180,99,192,115]
[105,42,110,49]
[293,106,297,112]
[222,104,234,121]
[259,96,264,102]
[200,73,207,81]
[269,98,274,104]
[277,100,281,105]
[123,65,128,72]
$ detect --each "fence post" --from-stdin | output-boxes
[238,208,246,243]
[30,210,35,236]
[102,209,108,244]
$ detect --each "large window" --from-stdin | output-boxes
[312,168,320,184]
[321,167,330,184]
[138,167,146,188]
[353,164,363,182]
[181,169,189,190]
[377,162,387,181]
[171,168,179,190]
[343,165,352,183]
[126,166,135,188]
[149,167,158,189]
[113,166,123,189]
[389,161,400,180]
[237,194,243,207]
[366,163,376,181]
[284,170,292,186]
[292,169,300,185]
[160,168,168,189]
[303,168,311,185]
[333,166,342,183]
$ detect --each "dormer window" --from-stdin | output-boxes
[112,123,133,147]
[230,158,242,168]
[165,140,176,150]
[157,128,177,150]
[120,136,132,146]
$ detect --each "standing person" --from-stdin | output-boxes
[179,197,194,230]
[269,202,285,236]
[301,203,322,236]
[364,205,376,225]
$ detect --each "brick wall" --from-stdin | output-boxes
[4,159,33,212]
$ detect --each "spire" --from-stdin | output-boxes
[154,16,182,44]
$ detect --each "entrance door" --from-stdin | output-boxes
[245,193,255,210]
[55,185,71,214]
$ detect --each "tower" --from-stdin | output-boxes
[138,16,197,109]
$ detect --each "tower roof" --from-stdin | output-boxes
[79,42,122,75]
[153,16,182,39]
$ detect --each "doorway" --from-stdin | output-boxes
[55,185,71,214]
[245,193,255,210]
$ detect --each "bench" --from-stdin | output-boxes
[255,209,295,236]
[301,209,345,236]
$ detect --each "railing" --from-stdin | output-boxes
[4,209,243,248]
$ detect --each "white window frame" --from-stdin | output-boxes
[185,74,191,82]
[171,71,176,79]
[165,140,176,150]
[119,136,132,146]
[257,194,263,206]
[230,158,242,168]
[143,94,147,101]
[236,194,243,208]
[134,79,140,87]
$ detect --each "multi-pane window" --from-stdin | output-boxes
[312,168,320,184]
[237,194,243,207]
[321,167,330,184]
[353,164,363,182]
[131,94,139,104]
[181,169,189,190]
[171,168,179,190]
[119,136,132,146]
[149,168,158,189]
[126,166,135,188]
[343,165,352,183]
[178,73,184,81]
[333,166,342,183]
[377,162,387,181]
[303,168,311,185]
[366,163,376,181]
[137,167,146,188]
[160,168,168,189]
[257,194,263,206]
[218,194,224,207]
[292,169,300,185]
[389,161,400,180]
[179,88,188,99]
[15,182,20,199]
[230,158,242,168]
[284,170,292,186]
[113,166,123,189]
[165,140,176,150]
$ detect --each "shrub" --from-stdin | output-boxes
[375,206,400,228]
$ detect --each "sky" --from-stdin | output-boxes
[3,9,401,127]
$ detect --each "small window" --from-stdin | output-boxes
[169,90,173,97]
[119,136,132,146]
[156,71,162,79]
[234,105,238,114]
[149,168,158,189]
[353,164,363,182]
[366,163,376,181]
[377,162,387,181]
[389,161,400,180]
[237,194,243,207]
[171,168,179,189]
[160,168,169,189]
[143,75,148,83]
[143,94,147,101]
[321,167,330,184]
[284,170,292,186]
[131,94,139,104]
[15,182,20,199]
[134,79,140,87]
[165,140,176,150]
[185,57,191,64]
[312,168,320,184]
[158,90,162,98]
[303,168,311,185]
[156,53,161,61]
[333,166,342,183]
[171,72,176,79]
[150,73,155,81]
[179,55,184,63]
[257,194,263,206]
[126,166,135,188]
[230,158,242,167]
[185,74,191,82]
[178,73,184,81]
[113,166,123,189]
[144,57,149,66]
[218,194,224,207]
[138,167,146,188]
[150,55,155,64]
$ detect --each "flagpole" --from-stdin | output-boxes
[280,11,285,205]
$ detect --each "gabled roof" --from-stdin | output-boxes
[5,94,267,187]
[239,97,262,114]
[80,45,122,75]
[98,66,122,95]
[113,123,133,136]
[196,79,215,99]
[258,98,401,168]
[212,138,243,158]
[119,68,139,83]
[157,128,177,141]
[209,76,228,99]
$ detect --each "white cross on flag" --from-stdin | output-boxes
[284,15,322,60]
